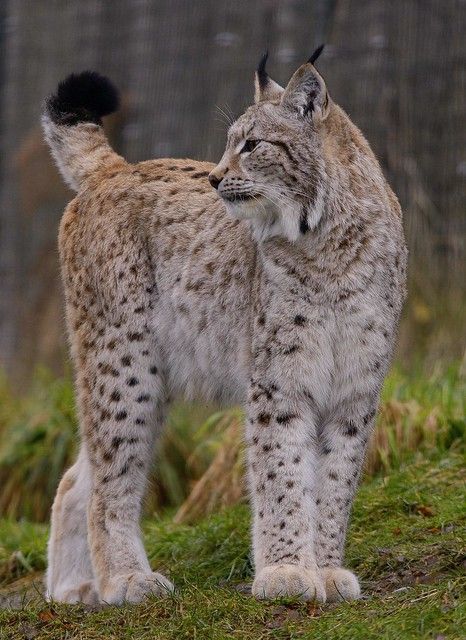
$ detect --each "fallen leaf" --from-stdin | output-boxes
[38,608,57,622]
[416,505,435,517]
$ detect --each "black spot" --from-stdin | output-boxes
[135,418,145,425]
[294,314,307,326]
[363,408,376,425]
[127,377,139,386]
[276,413,296,425]
[110,390,121,402]
[117,462,130,477]
[127,332,144,342]
[344,420,358,437]
[299,210,310,234]
[267,471,276,480]
[137,394,150,403]
[115,411,127,421]
[283,344,299,355]
[121,355,132,367]
[149,366,158,375]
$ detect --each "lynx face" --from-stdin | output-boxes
[209,61,330,241]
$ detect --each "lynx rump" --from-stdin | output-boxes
[42,49,407,606]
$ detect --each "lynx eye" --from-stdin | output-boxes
[240,139,260,154]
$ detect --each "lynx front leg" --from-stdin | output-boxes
[314,395,379,602]
[247,381,325,602]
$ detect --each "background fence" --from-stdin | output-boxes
[0,0,464,381]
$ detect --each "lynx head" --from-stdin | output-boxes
[209,46,331,242]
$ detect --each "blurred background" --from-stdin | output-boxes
[0,1,464,524]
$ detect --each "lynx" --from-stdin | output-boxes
[42,47,407,606]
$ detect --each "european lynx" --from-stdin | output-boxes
[42,48,407,605]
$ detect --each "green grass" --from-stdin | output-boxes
[0,364,464,637]
[0,451,464,639]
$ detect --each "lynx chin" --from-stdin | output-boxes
[42,47,407,606]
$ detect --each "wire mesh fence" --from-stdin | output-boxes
[0,0,464,379]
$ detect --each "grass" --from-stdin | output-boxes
[0,451,464,639]
[0,363,464,636]
[0,363,464,522]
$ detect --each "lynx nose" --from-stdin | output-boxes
[208,172,223,190]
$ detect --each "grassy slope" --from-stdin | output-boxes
[1,451,465,639]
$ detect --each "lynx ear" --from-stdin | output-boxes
[254,52,284,103]
[281,49,329,119]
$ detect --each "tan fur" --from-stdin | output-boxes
[44,61,406,605]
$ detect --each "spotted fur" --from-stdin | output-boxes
[42,59,407,605]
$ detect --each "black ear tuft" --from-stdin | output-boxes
[257,51,269,89]
[46,71,120,126]
[308,44,325,65]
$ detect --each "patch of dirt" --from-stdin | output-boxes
[367,543,462,595]
[0,572,44,610]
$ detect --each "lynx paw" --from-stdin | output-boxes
[321,567,360,602]
[101,571,174,605]
[50,580,100,606]
[252,564,326,602]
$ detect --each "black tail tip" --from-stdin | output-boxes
[46,71,120,126]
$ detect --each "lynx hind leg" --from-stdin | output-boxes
[82,328,174,604]
[71,298,174,604]
[59,206,174,604]
[46,448,99,605]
